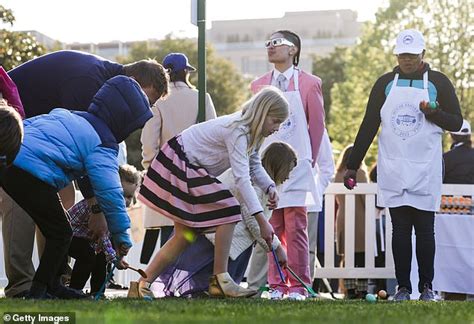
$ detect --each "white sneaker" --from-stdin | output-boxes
[270,290,285,300]
[288,292,307,301]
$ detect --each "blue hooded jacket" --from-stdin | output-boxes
[13,76,152,248]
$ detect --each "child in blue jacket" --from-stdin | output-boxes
[0,76,153,299]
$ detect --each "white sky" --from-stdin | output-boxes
[2,0,387,43]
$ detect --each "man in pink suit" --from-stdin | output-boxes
[250,30,325,300]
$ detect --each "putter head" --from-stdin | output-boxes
[138,269,148,278]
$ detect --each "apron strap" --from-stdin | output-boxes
[393,73,399,86]
[423,71,428,89]
[293,68,299,91]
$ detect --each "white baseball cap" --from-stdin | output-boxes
[450,119,471,135]
[393,29,425,55]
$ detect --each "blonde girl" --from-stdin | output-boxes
[133,87,288,298]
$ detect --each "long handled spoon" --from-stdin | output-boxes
[128,266,147,278]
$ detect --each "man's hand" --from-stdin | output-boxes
[343,169,358,190]
[266,185,279,210]
[275,245,288,269]
[88,212,108,242]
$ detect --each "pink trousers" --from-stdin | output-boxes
[267,206,310,295]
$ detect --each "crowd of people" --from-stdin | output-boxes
[0,28,470,302]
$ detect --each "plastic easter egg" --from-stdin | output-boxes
[377,290,387,299]
[365,293,377,303]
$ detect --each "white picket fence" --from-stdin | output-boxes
[313,183,473,279]
[0,184,472,287]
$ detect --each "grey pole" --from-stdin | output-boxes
[196,0,206,123]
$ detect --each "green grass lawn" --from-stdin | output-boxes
[0,298,472,324]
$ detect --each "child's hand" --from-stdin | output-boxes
[259,219,274,249]
[88,212,108,242]
[275,245,288,269]
[116,258,129,270]
[266,185,279,210]
[116,243,130,257]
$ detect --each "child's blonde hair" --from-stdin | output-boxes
[232,87,288,154]
[0,99,23,166]
[261,142,297,185]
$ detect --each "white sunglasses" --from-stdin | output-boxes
[265,38,295,48]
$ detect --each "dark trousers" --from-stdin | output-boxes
[68,237,106,293]
[140,226,173,264]
[1,166,72,289]
[389,206,435,293]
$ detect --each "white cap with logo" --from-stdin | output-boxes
[393,29,425,55]
[450,119,471,135]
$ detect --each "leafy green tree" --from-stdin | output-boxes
[329,0,473,165]
[121,35,249,169]
[0,5,44,70]
[312,47,349,122]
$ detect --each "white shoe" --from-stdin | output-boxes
[288,292,307,301]
[270,290,285,300]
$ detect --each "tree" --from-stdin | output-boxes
[312,47,349,122]
[328,0,473,165]
[121,35,249,169]
[0,5,44,70]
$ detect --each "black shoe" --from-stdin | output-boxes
[49,285,90,299]
[346,289,358,300]
[419,284,436,301]
[392,287,411,301]
[10,290,30,299]
[357,290,368,300]
[107,280,128,290]
[25,282,57,300]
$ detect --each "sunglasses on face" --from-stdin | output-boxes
[265,38,295,48]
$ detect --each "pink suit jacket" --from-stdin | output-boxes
[250,69,325,165]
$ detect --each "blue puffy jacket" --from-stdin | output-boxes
[13,76,152,248]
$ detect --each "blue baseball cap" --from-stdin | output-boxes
[162,53,196,72]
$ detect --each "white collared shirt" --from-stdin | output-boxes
[272,66,294,91]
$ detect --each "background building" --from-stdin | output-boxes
[65,41,137,60]
[208,10,361,77]
[27,9,362,77]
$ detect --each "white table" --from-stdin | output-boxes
[410,213,474,298]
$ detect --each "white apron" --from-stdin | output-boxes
[262,68,316,208]
[378,71,443,211]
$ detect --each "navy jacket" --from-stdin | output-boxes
[443,143,474,184]
[14,76,152,248]
[8,50,124,117]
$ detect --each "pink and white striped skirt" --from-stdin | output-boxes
[138,136,242,228]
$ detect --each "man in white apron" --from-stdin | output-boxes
[250,30,325,300]
[344,29,463,301]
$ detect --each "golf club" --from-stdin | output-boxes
[271,247,286,283]
[286,265,318,298]
[95,262,117,300]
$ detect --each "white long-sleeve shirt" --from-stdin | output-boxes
[306,129,335,212]
[206,169,281,260]
[181,112,275,215]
